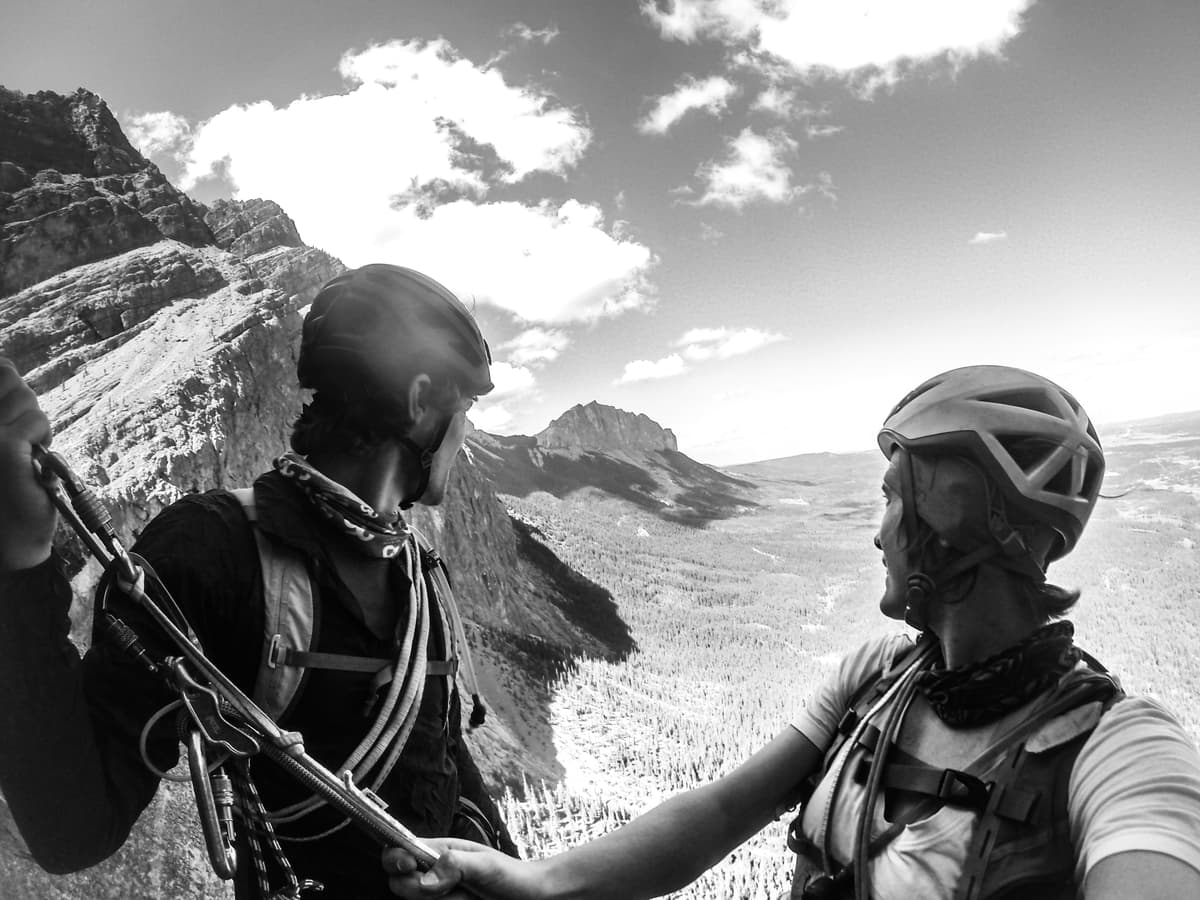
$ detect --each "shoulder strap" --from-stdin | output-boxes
[413,527,487,729]
[232,487,317,723]
[954,662,1123,900]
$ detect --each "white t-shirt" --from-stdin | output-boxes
[790,633,1200,898]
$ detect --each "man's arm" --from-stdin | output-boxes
[0,359,159,871]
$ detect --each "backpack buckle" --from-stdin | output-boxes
[937,768,991,811]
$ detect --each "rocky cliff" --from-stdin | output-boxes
[0,87,629,900]
[537,400,678,455]
[472,404,754,527]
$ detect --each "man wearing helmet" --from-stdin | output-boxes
[380,366,1200,900]
[0,264,516,898]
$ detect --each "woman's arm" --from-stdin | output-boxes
[1085,851,1200,900]
[385,726,823,899]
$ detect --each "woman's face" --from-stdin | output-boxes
[876,456,909,620]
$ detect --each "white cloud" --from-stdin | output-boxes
[643,0,1035,91]
[134,39,655,324]
[676,326,786,359]
[616,354,687,384]
[616,325,785,384]
[487,360,536,398]
[123,110,192,156]
[470,403,515,433]
[393,199,656,322]
[638,75,739,135]
[968,230,1008,245]
[504,22,560,44]
[501,327,570,367]
[689,127,800,210]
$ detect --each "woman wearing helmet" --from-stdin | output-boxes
[382,365,1200,900]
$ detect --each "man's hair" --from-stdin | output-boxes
[290,379,462,458]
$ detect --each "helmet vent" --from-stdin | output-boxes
[976,389,1063,419]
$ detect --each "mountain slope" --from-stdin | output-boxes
[471,402,757,525]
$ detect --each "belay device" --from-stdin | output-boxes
[31,445,468,898]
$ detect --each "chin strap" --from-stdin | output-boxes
[396,413,454,509]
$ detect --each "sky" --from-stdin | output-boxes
[3,0,1198,464]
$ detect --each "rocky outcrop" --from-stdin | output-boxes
[537,400,678,455]
[204,197,304,257]
[0,87,212,297]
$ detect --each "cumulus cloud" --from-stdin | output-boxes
[487,360,537,397]
[470,403,515,433]
[638,75,739,135]
[642,0,1035,90]
[968,230,1008,245]
[616,354,687,384]
[616,325,786,383]
[676,326,786,359]
[133,39,655,324]
[124,110,192,156]
[687,127,801,210]
[501,327,571,367]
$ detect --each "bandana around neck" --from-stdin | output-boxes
[274,452,410,559]
[916,620,1081,729]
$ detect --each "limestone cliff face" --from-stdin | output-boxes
[0,86,631,900]
[537,400,678,455]
[0,88,212,298]
[204,197,304,257]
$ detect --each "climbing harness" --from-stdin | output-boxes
[786,639,1123,900]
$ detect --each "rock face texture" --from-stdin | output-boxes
[537,400,679,455]
[0,88,213,298]
[0,87,630,900]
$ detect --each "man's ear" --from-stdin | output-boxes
[404,374,434,425]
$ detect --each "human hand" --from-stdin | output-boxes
[383,838,545,899]
[0,358,58,571]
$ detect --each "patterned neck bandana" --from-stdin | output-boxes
[916,620,1080,728]
[275,452,410,559]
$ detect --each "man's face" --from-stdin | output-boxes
[418,398,474,506]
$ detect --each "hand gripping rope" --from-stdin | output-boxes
[31,446,469,898]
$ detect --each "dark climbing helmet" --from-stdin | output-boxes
[298,264,493,400]
[877,365,1105,562]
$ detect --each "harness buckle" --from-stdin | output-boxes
[936,768,991,811]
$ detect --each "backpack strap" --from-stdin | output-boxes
[414,528,487,729]
[954,666,1124,900]
[233,488,461,724]
[232,487,317,723]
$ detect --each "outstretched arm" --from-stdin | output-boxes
[384,726,823,900]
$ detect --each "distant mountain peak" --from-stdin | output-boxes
[537,401,678,454]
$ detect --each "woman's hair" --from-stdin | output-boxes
[290,379,462,457]
[1022,579,1080,621]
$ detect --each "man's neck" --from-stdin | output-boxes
[306,444,414,519]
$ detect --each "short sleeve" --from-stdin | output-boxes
[790,632,914,751]
[1070,696,1200,886]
